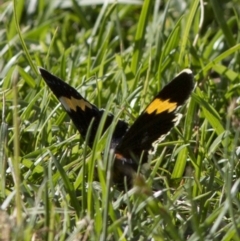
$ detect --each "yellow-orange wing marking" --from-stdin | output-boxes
[145,98,177,114]
[59,96,92,112]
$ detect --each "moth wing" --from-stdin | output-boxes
[39,68,128,147]
[115,69,194,163]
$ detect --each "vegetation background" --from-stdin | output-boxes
[0,0,240,240]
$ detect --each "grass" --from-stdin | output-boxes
[1,0,240,240]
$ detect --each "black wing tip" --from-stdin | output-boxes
[156,68,194,105]
[38,67,45,72]
[175,68,194,94]
[178,68,194,84]
[38,67,46,75]
[38,67,53,81]
[178,68,194,80]
[38,67,65,87]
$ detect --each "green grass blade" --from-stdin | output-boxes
[210,0,236,47]
[131,0,152,75]
[178,0,199,66]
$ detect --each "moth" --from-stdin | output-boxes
[39,68,193,189]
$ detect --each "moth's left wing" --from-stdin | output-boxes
[39,68,128,147]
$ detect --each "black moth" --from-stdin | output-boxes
[39,68,193,190]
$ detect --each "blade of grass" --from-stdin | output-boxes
[0,95,8,199]
[198,43,240,78]
[171,93,195,179]
[178,0,199,66]
[51,149,81,217]
[210,0,236,47]
[13,0,38,75]
[131,0,152,75]
[12,67,23,229]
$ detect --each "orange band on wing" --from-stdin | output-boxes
[145,98,177,114]
[59,96,92,112]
